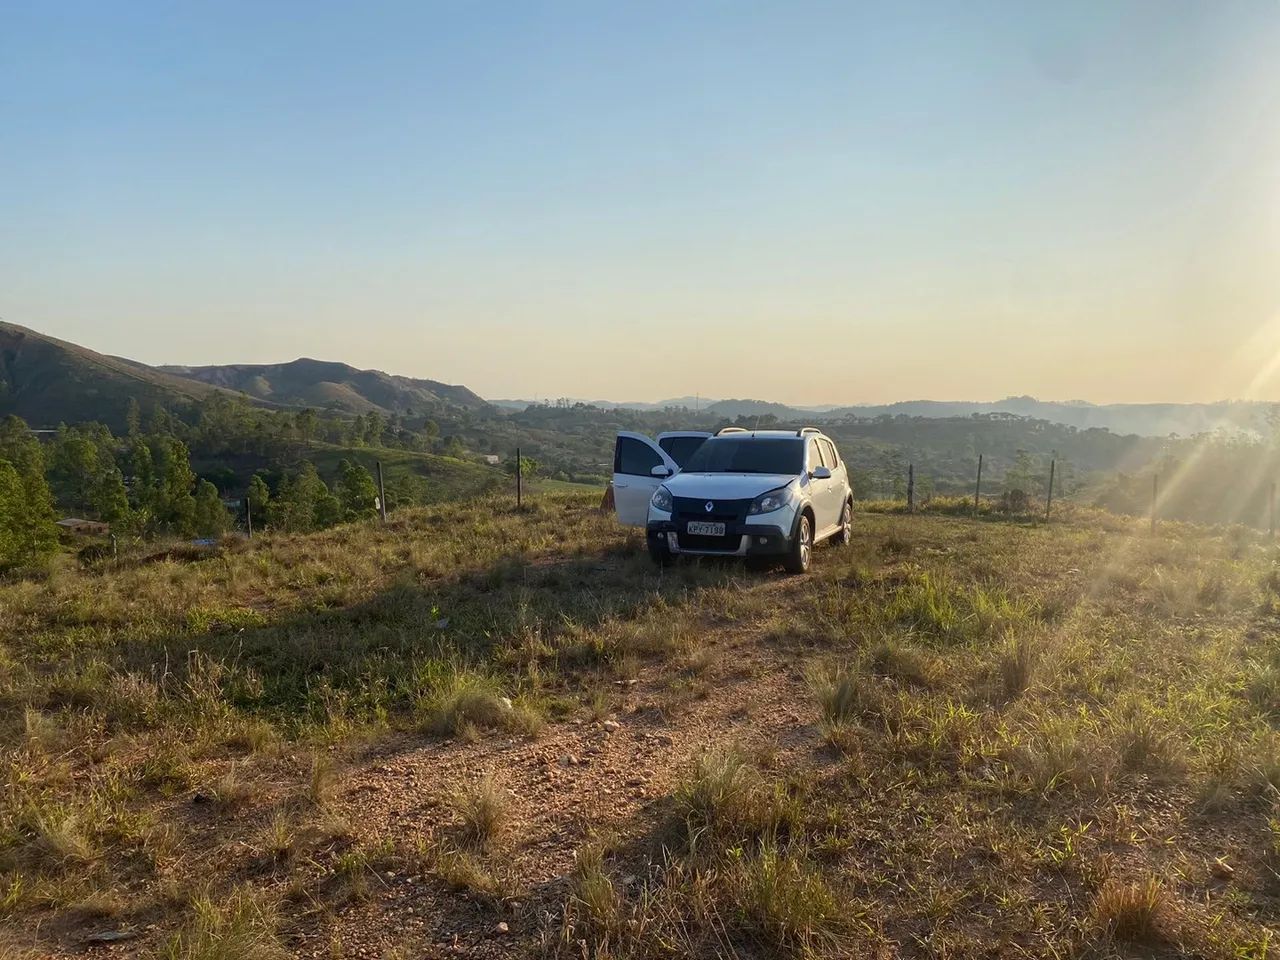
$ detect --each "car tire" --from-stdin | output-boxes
[784,513,813,574]
[648,535,674,567]
[834,500,853,546]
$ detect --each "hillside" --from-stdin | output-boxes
[162,358,489,415]
[2,496,1278,958]
[0,321,232,431]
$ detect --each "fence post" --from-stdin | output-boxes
[1271,481,1276,539]
[1044,459,1055,521]
[907,464,915,513]
[376,461,387,524]
[245,497,253,539]
[974,454,983,515]
[1150,473,1158,535]
[516,446,523,509]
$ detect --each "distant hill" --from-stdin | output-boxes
[160,358,488,416]
[0,321,230,431]
[500,392,1278,438]
[0,321,490,431]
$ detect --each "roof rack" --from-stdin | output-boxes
[716,426,749,436]
[797,426,822,436]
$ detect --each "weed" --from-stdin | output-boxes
[1092,875,1166,943]
[158,885,287,960]
[998,631,1038,699]
[448,772,509,847]
[730,841,846,954]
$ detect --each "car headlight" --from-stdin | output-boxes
[650,485,673,512]
[749,486,793,515]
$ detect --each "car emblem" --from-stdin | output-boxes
[705,501,714,512]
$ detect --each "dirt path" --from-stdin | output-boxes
[305,583,823,958]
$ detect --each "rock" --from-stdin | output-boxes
[558,754,578,767]
[602,720,621,733]
[84,931,137,944]
[499,696,513,711]
[496,921,510,934]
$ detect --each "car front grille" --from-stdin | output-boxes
[672,497,750,525]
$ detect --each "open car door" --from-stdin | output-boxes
[612,432,678,526]
[656,431,712,470]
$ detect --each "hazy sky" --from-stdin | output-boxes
[3,1,1278,405]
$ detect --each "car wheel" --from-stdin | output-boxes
[834,501,852,546]
[784,514,813,574]
[648,535,674,567]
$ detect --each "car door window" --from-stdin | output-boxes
[819,439,839,468]
[658,435,708,468]
[806,438,823,473]
[615,437,663,476]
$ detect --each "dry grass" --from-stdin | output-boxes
[157,885,287,960]
[447,771,509,847]
[1092,875,1167,943]
[5,492,1280,957]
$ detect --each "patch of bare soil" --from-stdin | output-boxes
[304,600,819,958]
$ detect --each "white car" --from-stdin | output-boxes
[611,427,854,573]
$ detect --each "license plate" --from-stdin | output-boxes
[686,521,725,536]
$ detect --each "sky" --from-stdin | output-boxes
[2,1,1278,406]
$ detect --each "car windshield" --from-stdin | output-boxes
[681,437,803,475]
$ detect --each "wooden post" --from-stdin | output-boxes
[974,454,983,515]
[375,461,387,524]
[1270,481,1276,539]
[516,446,523,509]
[1044,459,1055,521]
[245,497,253,539]
[907,463,915,513]
[1150,473,1158,535]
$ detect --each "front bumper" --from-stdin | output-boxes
[646,518,792,557]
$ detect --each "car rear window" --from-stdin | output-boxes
[682,437,803,475]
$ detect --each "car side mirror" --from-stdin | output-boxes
[811,466,832,480]
[650,465,673,477]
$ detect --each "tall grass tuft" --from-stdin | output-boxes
[158,885,287,960]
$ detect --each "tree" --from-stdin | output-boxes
[125,398,142,438]
[193,479,230,537]
[335,459,378,521]
[0,460,58,570]
[246,473,271,518]
[505,455,539,479]
[148,435,197,536]
[364,411,386,446]
[0,416,60,563]
[272,461,338,532]
[297,408,318,449]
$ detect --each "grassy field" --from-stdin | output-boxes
[2,494,1279,958]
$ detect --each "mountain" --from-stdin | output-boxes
[0,321,230,431]
[0,321,488,432]
[822,396,1276,437]
[160,359,488,416]
[499,392,1277,438]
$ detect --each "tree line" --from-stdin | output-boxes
[0,412,390,571]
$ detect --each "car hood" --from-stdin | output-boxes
[664,473,797,501]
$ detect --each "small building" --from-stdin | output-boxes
[56,518,111,537]
[482,454,501,465]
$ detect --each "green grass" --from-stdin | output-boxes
[5,491,1280,957]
